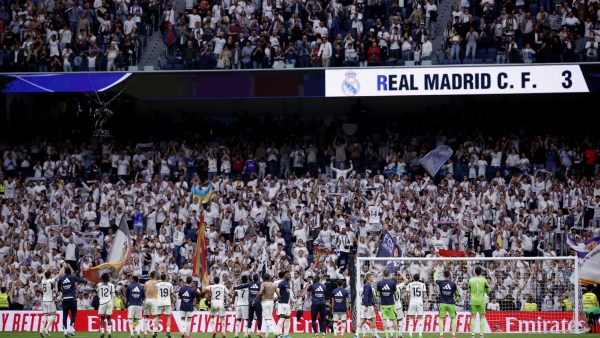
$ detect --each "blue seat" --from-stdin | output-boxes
[166,56,176,65]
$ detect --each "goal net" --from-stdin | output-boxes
[354,256,585,334]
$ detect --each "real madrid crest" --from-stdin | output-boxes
[342,71,360,96]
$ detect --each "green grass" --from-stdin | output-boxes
[0,333,588,338]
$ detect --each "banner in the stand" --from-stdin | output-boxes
[326,65,589,97]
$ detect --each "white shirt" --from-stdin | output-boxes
[157,281,174,306]
[188,14,202,28]
[407,281,426,304]
[487,302,500,311]
[490,151,503,166]
[98,282,116,305]
[331,163,353,179]
[395,283,406,308]
[42,278,56,302]
[207,283,228,307]
[235,286,249,306]
[213,37,226,55]
[117,159,129,176]
[65,243,77,260]
[318,41,333,58]
[431,237,445,251]
[124,19,136,35]
[422,40,433,57]
[368,206,381,224]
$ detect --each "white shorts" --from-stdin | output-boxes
[99,302,114,316]
[236,305,249,320]
[210,304,225,317]
[128,305,143,319]
[42,301,56,314]
[395,307,405,320]
[181,311,195,319]
[333,312,347,321]
[144,299,157,316]
[361,306,375,319]
[156,305,172,315]
[261,300,274,320]
[407,302,423,316]
[277,303,291,317]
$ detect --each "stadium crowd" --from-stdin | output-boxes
[0,115,599,316]
[0,0,599,71]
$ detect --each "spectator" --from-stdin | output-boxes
[585,35,598,62]
[464,26,479,63]
[0,287,11,310]
[0,108,597,318]
[367,41,381,65]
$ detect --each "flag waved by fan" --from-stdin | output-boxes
[567,236,600,285]
[419,145,453,177]
[83,216,132,283]
[192,184,213,204]
[373,231,403,275]
[438,249,473,257]
[192,212,210,287]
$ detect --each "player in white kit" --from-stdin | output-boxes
[233,275,250,338]
[98,273,116,338]
[40,263,67,337]
[155,273,174,338]
[406,274,427,338]
[204,276,229,338]
[395,272,409,338]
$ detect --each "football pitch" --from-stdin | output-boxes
[0,333,587,338]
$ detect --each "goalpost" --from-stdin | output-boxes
[354,256,584,334]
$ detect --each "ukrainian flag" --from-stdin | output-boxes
[192,185,213,204]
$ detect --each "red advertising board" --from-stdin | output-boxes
[0,311,585,333]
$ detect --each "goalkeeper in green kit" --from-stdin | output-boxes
[468,266,490,338]
[433,265,459,338]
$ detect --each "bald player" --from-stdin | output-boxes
[254,273,281,338]
[143,271,158,337]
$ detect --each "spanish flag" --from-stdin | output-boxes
[192,212,209,287]
[83,216,132,283]
[438,249,471,257]
[192,185,213,204]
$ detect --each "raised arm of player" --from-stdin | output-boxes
[397,271,409,284]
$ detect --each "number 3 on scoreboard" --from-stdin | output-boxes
[562,70,572,89]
